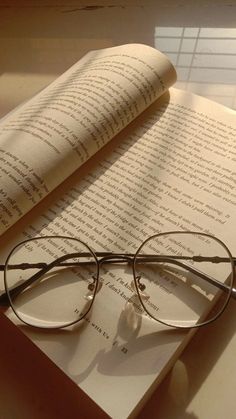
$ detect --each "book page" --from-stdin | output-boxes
[1,88,236,418]
[0,44,176,235]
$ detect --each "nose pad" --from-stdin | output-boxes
[131,277,150,301]
[87,275,102,294]
[136,275,146,292]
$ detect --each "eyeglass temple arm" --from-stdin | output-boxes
[0,252,80,305]
[0,253,235,306]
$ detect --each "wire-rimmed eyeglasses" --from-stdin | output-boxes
[0,231,235,330]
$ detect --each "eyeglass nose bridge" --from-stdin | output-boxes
[93,254,135,296]
[97,254,135,288]
[96,255,150,301]
[98,254,134,265]
[87,254,134,298]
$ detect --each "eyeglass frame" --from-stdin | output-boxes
[0,230,235,330]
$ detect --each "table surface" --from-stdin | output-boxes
[0,2,236,418]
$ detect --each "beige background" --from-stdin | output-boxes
[0,1,236,418]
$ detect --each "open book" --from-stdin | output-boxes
[0,43,236,418]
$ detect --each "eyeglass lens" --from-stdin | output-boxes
[134,232,233,328]
[5,237,99,328]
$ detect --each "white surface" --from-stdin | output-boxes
[0,2,236,419]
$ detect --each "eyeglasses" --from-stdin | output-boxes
[0,231,235,330]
